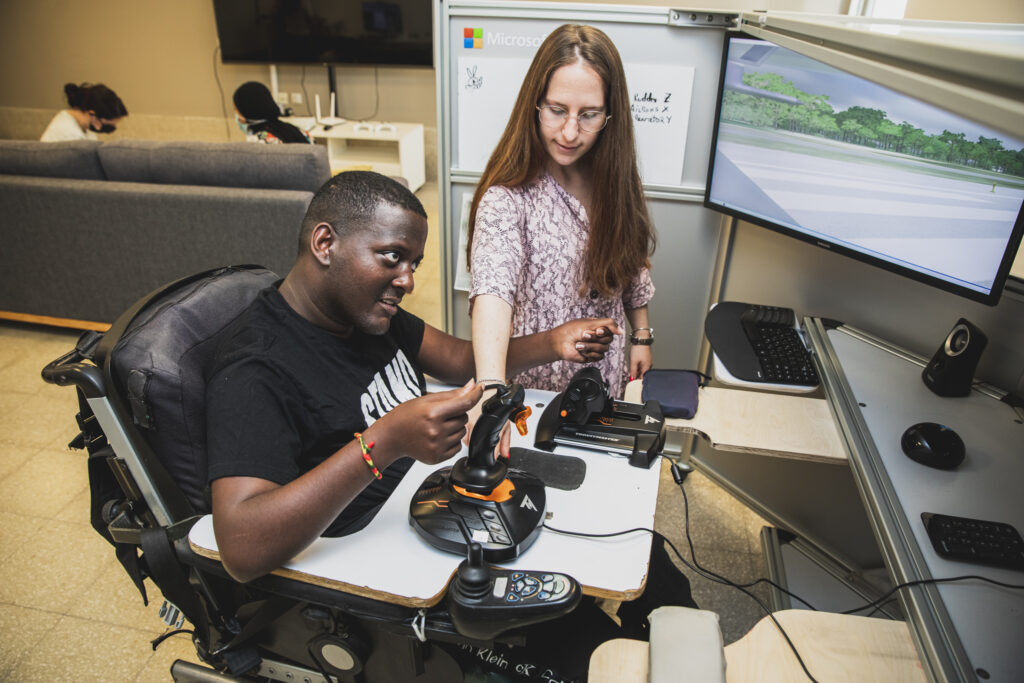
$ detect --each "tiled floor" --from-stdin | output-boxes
[0,182,771,679]
[0,322,205,681]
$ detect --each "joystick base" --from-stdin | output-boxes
[409,464,546,562]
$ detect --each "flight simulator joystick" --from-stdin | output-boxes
[534,367,665,469]
[409,383,547,562]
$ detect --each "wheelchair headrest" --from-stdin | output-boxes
[109,265,279,512]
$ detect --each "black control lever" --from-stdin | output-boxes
[447,542,582,641]
[555,366,611,426]
[451,383,530,494]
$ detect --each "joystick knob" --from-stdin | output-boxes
[456,542,491,599]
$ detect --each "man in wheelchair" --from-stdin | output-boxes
[206,171,621,587]
[49,171,691,682]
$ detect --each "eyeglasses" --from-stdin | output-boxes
[536,105,610,133]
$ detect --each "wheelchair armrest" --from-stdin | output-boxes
[648,607,725,683]
[41,331,106,398]
[42,350,105,398]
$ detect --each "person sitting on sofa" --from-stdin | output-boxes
[232,81,311,144]
[40,82,127,142]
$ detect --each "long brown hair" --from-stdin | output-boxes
[467,24,654,297]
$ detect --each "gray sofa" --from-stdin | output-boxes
[0,139,331,325]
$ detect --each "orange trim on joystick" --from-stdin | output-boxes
[453,478,516,502]
[514,406,532,435]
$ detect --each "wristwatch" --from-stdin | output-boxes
[629,327,654,345]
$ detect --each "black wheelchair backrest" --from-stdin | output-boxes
[103,265,279,513]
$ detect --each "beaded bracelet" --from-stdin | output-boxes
[354,432,381,480]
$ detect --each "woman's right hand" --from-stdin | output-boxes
[550,317,622,363]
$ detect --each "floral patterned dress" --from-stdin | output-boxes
[469,172,654,398]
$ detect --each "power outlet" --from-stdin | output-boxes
[275,92,289,105]
[291,92,304,105]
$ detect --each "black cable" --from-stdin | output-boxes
[212,45,230,140]
[667,463,819,682]
[350,66,380,122]
[151,628,193,650]
[865,597,899,619]
[719,579,820,683]
[842,574,1024,616]
[666,462,1024,675]
[307,642,336,683]
[671,465,817,610]
[541,522,820,683]
[300,66,312,117]
[541,522,809,604]
[547,464,1024,681]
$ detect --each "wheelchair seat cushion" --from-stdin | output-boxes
[111,265,279,512]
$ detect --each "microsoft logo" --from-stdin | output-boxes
[463,27,483,48]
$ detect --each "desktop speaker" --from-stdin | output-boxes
[921,318,987,397]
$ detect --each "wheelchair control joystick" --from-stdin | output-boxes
[409,383,547,562]
[448,542,582,641]
[455,542,491,598]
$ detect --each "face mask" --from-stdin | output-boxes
[90,122,116,134]
[235,113,249,134]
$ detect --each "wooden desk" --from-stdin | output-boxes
[190,388,661,607]
[589,610,926,682]
[623,381,846,464]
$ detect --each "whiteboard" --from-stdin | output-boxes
[456,53,695,184]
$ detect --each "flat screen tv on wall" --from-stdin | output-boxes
[704,34,1024,305]
[213,0,433,67]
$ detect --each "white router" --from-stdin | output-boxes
[315,93,346,128]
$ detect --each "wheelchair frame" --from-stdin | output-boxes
[41,266,488,682]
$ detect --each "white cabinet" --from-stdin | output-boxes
[287,118,425,192]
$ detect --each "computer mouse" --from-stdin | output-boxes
[900,422,965,470]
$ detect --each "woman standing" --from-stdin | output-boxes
[468,24,656,400]
[40,83,127,141]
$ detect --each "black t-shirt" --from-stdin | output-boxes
[206,284,426,536]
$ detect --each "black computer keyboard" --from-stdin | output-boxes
[922,512,1024,571]
[704,302,821,387]
[748,325,820,386]
[741,305,819,386]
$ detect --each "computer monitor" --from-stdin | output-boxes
[704,34,1024,306]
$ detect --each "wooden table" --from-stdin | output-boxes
[624,380,846,464]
